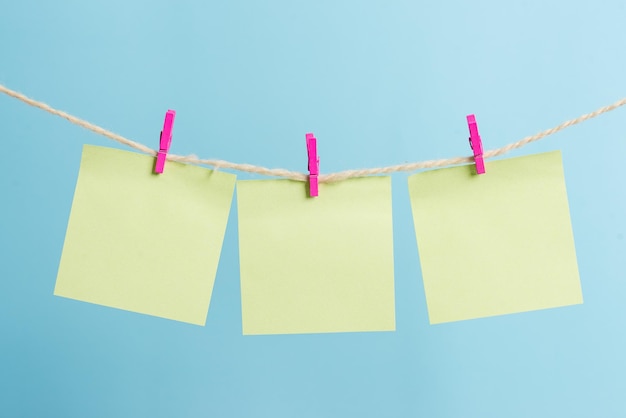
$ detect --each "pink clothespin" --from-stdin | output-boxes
[306,133,319,197]
[466,114,485,175]
[154,110,176,174]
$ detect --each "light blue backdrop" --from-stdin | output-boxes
[2,1,625,417]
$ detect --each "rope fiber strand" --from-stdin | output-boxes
[2,83,624,183]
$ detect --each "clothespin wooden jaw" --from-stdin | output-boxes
[306,133,319,197]
[155,110,176,174]
[466,114,485,175]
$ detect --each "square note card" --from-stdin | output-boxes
[409,151,582,324]
[55,145,236,325]
[237,177,396,335]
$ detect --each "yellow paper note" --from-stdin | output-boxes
[237,177,396,335]
[408,151,583,324]
[55,145,236,325]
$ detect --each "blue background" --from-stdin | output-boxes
[2,1,625,417]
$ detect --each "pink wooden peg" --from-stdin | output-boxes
[306,133,319,197]
[466,114,485,175]
[154,110,176,174]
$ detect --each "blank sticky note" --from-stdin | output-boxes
[55,145,236,325]
[237,177,396,335]
[408,151,582,324]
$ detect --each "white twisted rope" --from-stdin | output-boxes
[2,83,624,182]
